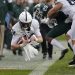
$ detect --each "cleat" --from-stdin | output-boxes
[43,53,47,59]
[59,49,68,60]
[18,49,23,56]
[0,55,5,57]
[12,50,16,55]
[69,60,75,67]
[48,56,52,60]
[69,55,75,67]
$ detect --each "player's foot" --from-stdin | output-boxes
[59,49,68,60]
[43,53,47,59]
[69,60,75,67]
[69,55,75,67]
[12,50,16,55]
[18,49,23,56]
[48,56,52,60]
[0,55,5,57]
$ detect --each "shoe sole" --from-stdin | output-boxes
[68,65,75,67]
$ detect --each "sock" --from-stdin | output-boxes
[72,45,75,55]
[68,39,73,49]
[51,39,66,50]
[68,39,73,51]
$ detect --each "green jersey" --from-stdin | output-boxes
[33,3,52,22]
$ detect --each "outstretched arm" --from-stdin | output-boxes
[47,2,63,18]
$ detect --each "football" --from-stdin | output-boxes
[17,35,27,44]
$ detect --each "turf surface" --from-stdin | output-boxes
[0,70,31,75]
[44,50,75,75]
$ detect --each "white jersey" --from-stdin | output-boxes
[57,0,75,19]
[11,19,41,45]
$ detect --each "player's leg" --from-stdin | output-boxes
[41,39,47,59]
[40,23,53,59]
[46,23,71,60]
[67,16,75,66]
[66,30,73,51]
[47,42,53,59]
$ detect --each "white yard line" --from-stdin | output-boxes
[29,52,60,75]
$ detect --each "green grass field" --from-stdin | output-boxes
[44,50,75,75]
[56,34,67,41]
[0,70,32,75]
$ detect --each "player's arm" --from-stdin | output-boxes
[30,33,43,43]
[35,35,43,43]
[31,20,43,43]
[47,2,63,18]
[11,44,21,49]
[11,36,29,49]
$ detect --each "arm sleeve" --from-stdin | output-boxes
[31,19,41,36]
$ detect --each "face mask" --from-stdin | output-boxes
[19,21,31,31]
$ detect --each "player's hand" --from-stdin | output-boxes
[30,35,38,42]
[41,18,49,24]
[19,37,29,47]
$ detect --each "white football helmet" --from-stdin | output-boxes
[19,11,32,23]
[19,11,32,31]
